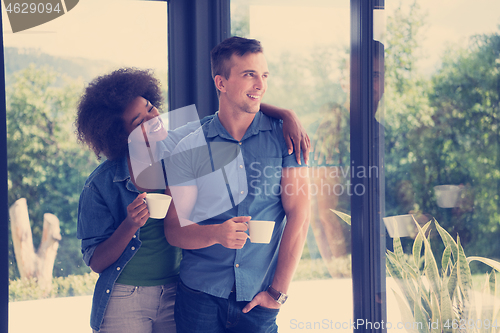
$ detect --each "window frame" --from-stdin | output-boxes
[167,0,230,118]
[1,11,8,331]
[350,0,387,330]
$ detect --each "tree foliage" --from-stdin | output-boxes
[7,65,98,279]
[426,32,500,256]
[384,0,435,224]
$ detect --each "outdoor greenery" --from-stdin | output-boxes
[7,64,98,279]
[383,2,500,261]
[9,272,98,302]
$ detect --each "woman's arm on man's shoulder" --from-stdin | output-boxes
[260,103,310,165]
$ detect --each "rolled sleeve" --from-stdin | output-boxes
[81,244,98,267]
[282,151,306,168]
[77,186,120,267]
[277,121,307,168]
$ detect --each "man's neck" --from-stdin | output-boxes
[217,104,257,142]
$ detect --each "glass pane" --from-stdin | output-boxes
[232,0,353,330]
[384,1,500,331]
[4,1,168,332]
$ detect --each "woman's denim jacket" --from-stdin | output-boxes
[77,157,143,331]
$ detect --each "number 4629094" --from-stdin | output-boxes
[5,2,62,14]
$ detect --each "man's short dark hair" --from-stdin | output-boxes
[210,36,263,80]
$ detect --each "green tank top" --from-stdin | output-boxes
[116,194,180,286]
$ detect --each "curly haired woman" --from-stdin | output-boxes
[75,67,309,333]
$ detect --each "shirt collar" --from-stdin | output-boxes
[206,111,272,141]
[113,157,131,183]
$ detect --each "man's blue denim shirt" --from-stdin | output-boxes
[77,117,212,331]
[169,112,307,302]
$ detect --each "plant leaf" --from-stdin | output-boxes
[481,272,495,333]
[387,251,416,311]
[393,290,420,333]
[330,209,351,225]
[456,235,476,322]
[430,291,441,333]
[418,278,433,319]
[448,262,458,306]
[435,220,458,262]
[441,245,452,276]
[412,221,432,270]
[467,257,500,272]
[440,274,454,333]
[393,232,406,263]
[414,294,431,333]
[404,261,420,281]
[415,221,442,305]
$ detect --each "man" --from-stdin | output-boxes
[164,36,310,333]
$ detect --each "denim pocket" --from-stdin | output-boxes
[110,283,138,299]
[254,305,280,313]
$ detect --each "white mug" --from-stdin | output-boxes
[248,220,275,244]
[145,193,172,219]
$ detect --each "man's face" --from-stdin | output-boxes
[218,52,269,114]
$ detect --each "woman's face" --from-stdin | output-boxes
[122,96,168,145]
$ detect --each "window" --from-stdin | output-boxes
[3,1,169,331]
[384,1,500,329]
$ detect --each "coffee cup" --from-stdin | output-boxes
[145,193,172,219]
[248,220,275,244]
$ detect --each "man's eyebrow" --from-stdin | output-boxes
[240,69,270,75]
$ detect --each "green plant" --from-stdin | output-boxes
[9,272,98,302]
[388,220,500,332]
[331,209,500,332]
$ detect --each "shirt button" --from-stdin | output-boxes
[133,235,136,238]
[116,267,121,271]
[239,142,242,145]
[235,264,240,268]
[239,165,243,169]
[240,191,244,195]
[131,247,135,251]
[106,289,110,293]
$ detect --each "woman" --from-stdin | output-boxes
[75,67,309,333]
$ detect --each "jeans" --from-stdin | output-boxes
[94,282,176,333]
[175,280,279,333]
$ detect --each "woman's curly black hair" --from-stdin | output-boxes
[75,68,164,161]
